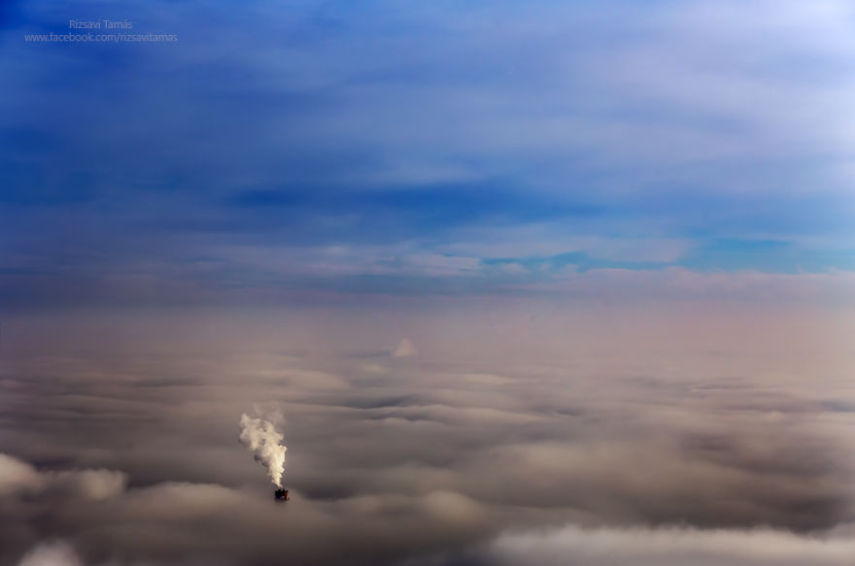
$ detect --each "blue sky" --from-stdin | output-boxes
[2,0,855,307]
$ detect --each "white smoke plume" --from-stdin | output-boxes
[239,412,287,488]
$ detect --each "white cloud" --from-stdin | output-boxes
[17,541,82,566]
[48,469,127,501]
[0,453,127,501]
[0,453,43,495]
[489,524,855,566]
[393,338,418,358]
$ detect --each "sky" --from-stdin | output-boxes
[2,1,855,565]
[2,0,855,307]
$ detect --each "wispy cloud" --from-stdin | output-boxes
[2,0,854,305]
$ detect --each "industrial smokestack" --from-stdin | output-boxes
[239,412,287,489]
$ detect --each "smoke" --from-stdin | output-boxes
[239,412,287,488]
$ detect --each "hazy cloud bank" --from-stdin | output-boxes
[2,309,854,565]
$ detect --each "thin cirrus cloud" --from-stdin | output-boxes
[1,0,855,306]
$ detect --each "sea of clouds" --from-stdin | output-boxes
[1,307,854,565]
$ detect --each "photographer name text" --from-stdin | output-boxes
[69,19,133,30]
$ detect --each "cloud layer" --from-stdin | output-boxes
[482,524,855,566]
[2,308,854,565]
